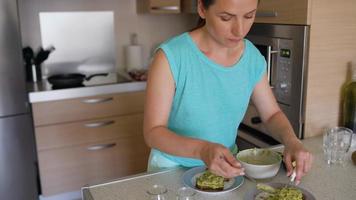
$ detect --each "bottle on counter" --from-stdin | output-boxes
[343,63,356,133]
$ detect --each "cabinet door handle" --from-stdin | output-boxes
[84,120,115,128]
[151,6,180,11]
[87,143,116,151]
[256,11,278,18]
[81,97,113,104]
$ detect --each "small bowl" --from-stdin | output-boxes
[236,148,282,179]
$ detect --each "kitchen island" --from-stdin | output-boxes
[82,135,356,200]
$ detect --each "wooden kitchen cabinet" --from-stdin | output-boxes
[32,91,150,196]
[38,131,149,196]
[32,91,145,126]
[35,114,144,151]
[302,0,356,137]
[255,0,311,25]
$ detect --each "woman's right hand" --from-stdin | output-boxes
[199,142,245,178]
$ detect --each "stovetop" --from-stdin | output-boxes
[28,72,134,93]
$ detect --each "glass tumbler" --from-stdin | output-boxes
[146,184,167,200]
[323,127,353,165]
[176,186,196,200]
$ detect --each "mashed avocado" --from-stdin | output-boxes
[256,183,303,200]
[266,187,303,200]
[238,149,281,165]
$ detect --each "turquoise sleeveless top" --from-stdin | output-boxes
[153,32,266,167]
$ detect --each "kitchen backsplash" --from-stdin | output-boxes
[18,0,197,74]
[39,11,116,77]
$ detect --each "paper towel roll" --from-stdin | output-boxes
[125,45,143,72]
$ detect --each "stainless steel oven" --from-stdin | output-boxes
[237,23,310,149]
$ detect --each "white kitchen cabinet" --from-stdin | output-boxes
[32,91,150,196]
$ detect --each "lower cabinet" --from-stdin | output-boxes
[33,91,150,196]
[38,130,149,195]
[35,114,145,151]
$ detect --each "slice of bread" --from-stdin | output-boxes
[196,170,225,191]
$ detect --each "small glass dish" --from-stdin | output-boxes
[176,186,196,200]
[146,184,167,200]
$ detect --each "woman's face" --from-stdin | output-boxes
[198,0,258,48]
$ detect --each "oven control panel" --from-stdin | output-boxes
[274,39,293,105]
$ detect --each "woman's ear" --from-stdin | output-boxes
[197,0,206,19]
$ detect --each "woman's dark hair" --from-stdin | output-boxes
[196,0,215,29]
[194,0,260,30]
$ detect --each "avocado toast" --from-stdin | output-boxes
[196,170,227,191]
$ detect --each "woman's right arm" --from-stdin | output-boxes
[143,50,243,178]
[144,49,208,158]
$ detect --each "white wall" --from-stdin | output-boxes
[18,0,197,71]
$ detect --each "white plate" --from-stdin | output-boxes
[244,182,316,200]
[182,166,244,194]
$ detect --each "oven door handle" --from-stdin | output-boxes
[267,46,278,88]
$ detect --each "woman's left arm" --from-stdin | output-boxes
[251,75,313,185]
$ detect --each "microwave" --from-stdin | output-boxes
[238,23,310,148]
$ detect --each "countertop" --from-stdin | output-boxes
[28,73,146,103]
[81,135,356,200]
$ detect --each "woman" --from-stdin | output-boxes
[143,0,312,185]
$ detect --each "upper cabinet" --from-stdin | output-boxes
[137,0,197,14]
[137,0,180,14]
[255,0,311,25]
[137,0,310,24]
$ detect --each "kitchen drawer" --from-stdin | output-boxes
[255,0,310,25]
[32,91,145,126]
[35,114,143,151]
[38,137,150,196]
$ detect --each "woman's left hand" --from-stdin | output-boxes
[283,139,313,185]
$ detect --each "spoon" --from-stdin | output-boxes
[285,161,297,188]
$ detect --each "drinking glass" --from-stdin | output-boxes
[323,127,353,165]
[176,186,196,200]
[146,184,167,200]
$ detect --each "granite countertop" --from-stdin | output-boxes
[81,135,356,200]
[28,73,146,103]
